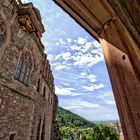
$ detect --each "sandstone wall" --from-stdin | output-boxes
[0,0,57,139]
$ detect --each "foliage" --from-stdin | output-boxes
[57,106,95,128]
[59,125,119,140]
[57,107,119,140]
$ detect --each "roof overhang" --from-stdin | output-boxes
[53,0,115,41]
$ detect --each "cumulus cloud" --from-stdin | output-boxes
[77,37,87,45]
[54,63,68,71]
[105,99,116,105]
[96,91,116,106]
[96,91,114,99]
[73,53,104,67]
[60,99,100,110]
[93,40,101,48]
[55,86,83,96]
[59,38,66,45]
[87,74,97,83]
[48,37,104,69]
[69,44,81,51]
[67,38,72,43]
[83,84,104,91]
[80,72,88,76]
[80,72,97,83]
[61,52,71,61]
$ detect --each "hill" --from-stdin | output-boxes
[56,106,95,128]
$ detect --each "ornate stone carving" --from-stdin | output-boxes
[17,3,45,37]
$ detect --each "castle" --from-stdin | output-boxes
[0,0,59,139]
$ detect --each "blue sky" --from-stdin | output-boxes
[22,0,119,121]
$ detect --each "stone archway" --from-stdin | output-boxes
[54,1,140,140]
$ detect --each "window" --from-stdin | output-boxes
[37,79,40,92]
[0,35,4,46]
[43,87,46,97]
[16,52,32,85]
[41,118,45,140]
[9,133,16,140]
[36,119,41,140]
[0,23,5,47]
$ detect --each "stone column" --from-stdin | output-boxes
[99,19,140,140]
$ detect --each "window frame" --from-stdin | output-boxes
[43,87,46,98]
[15,53,32,85]
[8,133,16,140]
[0,23,5,47]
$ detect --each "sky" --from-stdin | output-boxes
[21,0,119,121]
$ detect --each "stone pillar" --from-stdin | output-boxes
[99,19,140,140]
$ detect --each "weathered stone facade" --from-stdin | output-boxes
[51,95,61,140]
[0,0,57,139]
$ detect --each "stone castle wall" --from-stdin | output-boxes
[0,0,57,139]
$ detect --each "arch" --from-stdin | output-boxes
[16,51,32,85]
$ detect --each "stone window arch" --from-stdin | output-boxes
[0,20,6,47]
[16,52,32,85]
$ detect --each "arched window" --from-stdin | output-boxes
[0,22,5,47]
[36,118,41,140]
[16,52,32,85]
[37,79,40,92]
[43,87,46,97]
[41,118,45,140]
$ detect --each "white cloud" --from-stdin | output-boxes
[55,86,81,96]
[61,99,100,110]
[59,98,119,121]
[105,99,116,105]
[56,12,61,18]
[69,44,81,51]
[77,37,86,45]
[59,38,66,45]
[48,38,104,69]
[53,63,68,70]
[54,52,72,61]
[96,91,116,106]
[80,72,97,83]
[67,38,72,43]
[80,72,88,76]
[47,54,54,62]
[87,74,97,83]
[96,91,114,99]
[80,42,93,53]
[62,52,71,61]
[93,40,101,48]
[73,53,104,67]
[83,84,104,91]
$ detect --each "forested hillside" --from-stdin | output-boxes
[57,106,95,128]
[56,107,119,140]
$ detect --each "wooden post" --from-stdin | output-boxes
[99,19,140,140]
